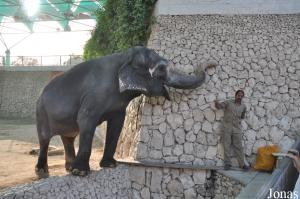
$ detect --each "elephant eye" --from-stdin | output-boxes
[133,64,145,70]
[158,65,166,72]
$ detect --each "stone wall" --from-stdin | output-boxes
[0,164,215,199]
[0,67,67,120]
[213,172,244,199]
[130,166,213,199]
[0,165,131,199]
[118,14,300,167]
[117,97,144,159]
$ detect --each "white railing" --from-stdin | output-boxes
[0,55,83,67]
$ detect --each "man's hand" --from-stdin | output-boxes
[215,100,222,110]
[286,150,300,173]
[241,108,246,119]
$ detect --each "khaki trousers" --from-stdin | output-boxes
[222,123,245,167]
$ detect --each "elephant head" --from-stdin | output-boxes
[118,46,217,100]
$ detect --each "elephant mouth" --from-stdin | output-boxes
[147,78,170,100]
[162,85,170,100]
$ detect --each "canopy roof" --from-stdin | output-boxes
[0,0,105,31]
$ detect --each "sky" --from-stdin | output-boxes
[0,18,96,57]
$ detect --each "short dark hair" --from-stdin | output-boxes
[235,90,244,97]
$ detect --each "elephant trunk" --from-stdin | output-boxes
[165,68,205,89]
[165,62,217,89]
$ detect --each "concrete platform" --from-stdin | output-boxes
[218,169,272,198]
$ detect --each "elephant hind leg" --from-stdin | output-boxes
[35,101,52,178]
[35,135,51,179]
[61,135,76,171]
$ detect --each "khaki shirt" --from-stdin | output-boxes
[220,100,246,128]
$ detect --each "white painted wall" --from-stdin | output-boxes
[154,0,300,15]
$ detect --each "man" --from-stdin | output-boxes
[287,149,300,197]
[215,90,250,170]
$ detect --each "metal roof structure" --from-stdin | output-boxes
[0,0,105,31]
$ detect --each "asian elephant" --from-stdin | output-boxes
[35,46,217,177]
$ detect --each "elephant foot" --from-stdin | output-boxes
[35,166,49,179]
[70,168,89,176]
[65,162,73,172]
[100,158,117,168]
[69,162,90,176]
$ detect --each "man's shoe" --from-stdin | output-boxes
[242,165,251,171]
[224,164,231,170]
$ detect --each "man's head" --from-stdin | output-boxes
[235,90,244,103]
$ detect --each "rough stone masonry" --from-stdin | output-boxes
[118,14,300,168]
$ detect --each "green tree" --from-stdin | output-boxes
[83,0,157,60]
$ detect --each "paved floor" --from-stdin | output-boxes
[0,119,62,146]
[0,119,104,147]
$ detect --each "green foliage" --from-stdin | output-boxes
[83,0,157,60]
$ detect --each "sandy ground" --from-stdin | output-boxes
[0,120,104,190]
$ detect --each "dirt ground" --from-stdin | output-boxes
[0,119,107,190]
[0,139,103,190]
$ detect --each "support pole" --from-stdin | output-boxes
[5,49,10,66]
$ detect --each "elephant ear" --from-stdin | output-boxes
[118,62,149,94]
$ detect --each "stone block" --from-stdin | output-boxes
[269,126,284,144]
[150,169,163,192]
[193,109,204,122]
[149,150,162,159]
[167,113,183,129]
[206,133,218,146]
[252,139,267,154]
[141,187,150,199]
[153,105,164,116]
[164,130,175,146]
[204,109,215,122]
[174,128,185,144]
[129,167,145,185]
[180,154,195,163]
[179,173,195,189]
[151,130,163,150]
[173,145,184,156]
[158,122,167,134]
[193,171,206,185]
[164,156,179,163]
[205,146,218,159]
[184,119,194,131]
[167,179,184,197]
[184,142,194,154]
[193,144,207,158]
[279,136,295,152]
[186,131,196,142]
[184,188,197,199]
[202,121,213,133]
[279,116,292,130]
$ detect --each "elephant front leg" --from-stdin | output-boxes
[70,114,97,176]
[100,111,126,168]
